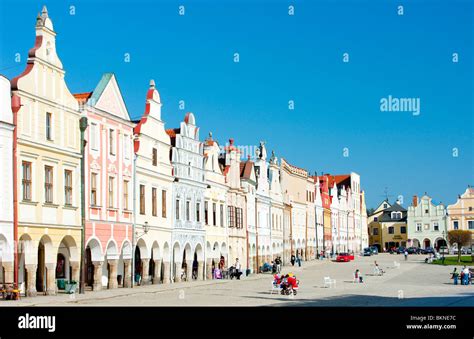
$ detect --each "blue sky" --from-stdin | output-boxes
[0,0,472,208]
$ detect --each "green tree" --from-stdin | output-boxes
[448,230,472,263]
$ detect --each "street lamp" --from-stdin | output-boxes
[136,221,150,239]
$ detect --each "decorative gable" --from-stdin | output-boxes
[91,74,130,121]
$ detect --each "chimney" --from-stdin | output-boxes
[413,195,418,207]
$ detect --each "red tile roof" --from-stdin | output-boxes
[166,128,179,138]
[240,160,254,180]
[73,92,92,104]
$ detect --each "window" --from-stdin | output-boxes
[433,222,439,231]
[204,202,209,224]
[425,209,429,214]
[196,202,200,222]
[56,253,66,279]
[46,112,52,140]
[123,134,130,159]
[220,205,224,227]
[373,228,379,235]
[108,177,114,208]
[469,207,473,212]
[109,129,115,155]
[228,206,235,227]
[374,217,378,222]
[90,173,97,205]
[152,148,157,166]
[383,203,388,208]
[186,201,190,221]
[22,161,32,201]
[44,166,53,203]
[64,170,72,205]
[411,223,419,232]
[469,221,474,230]
[176,199,180,220]
[236,207,243,228]
[123,180,129,210]
[388,226,394,234]
[212,203,217,226]
[90,123,98,150]
[139,185,145,214]
[152,188,157,216]
[162,190,167,218]
[453,221,459,230]
[400,226,406,234]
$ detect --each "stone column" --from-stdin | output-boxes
[71,261,80,283]
[162,261,170,284]
[186,260,193,281]
[92,261,103,291]
[25,264,37,297]
[174,262,182,283]
[107,259,118,289]
[45,263,57,296]
[153,259,162,284]
[123,259,132,288]
[206,258,213,280]
[197,260,204,281]
[3,262,14,284]
[141,259,150,285]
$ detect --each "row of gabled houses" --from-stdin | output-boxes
[0,7,369,296]
[368,187,474,252]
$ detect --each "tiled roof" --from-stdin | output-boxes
[166,128,180,138]
[73,92,92,104]
[240,160,254,180]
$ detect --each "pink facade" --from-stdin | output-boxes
[74,74,134,289]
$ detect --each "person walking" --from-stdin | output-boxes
[462,266,470,285]
[451,268,459,285]
[234,258,242,280]
[404,250,408,261]
[290,253,296,266]
[296,251,302,267]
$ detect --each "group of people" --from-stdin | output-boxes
[213,257,243,280]
[290,252,303,267]
[273,273,299,295]
[451,266,472,285]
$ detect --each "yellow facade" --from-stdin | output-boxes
[12,8,82,296]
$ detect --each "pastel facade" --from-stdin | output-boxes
[168,113,206,282]
[407,194,447,249]
[11,8,82,296]
[133,81,174,285]
[0,75,14,284]
[360,191,369,249]
[368,200,391,251]
[305,177,316,260]
[221,139,248,271]
[203,134,229,277]
[280,158,308,259]
[319,175,332,252]
[447,187,474,236]
[240,157,257,271]
[76,73,134,291]
[369,201,407,251]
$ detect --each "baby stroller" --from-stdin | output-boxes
[229,266,242,280]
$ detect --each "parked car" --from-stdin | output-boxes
[363,248,372,256]
[421,247,436,254]
[336,253,352,262]
[369,246,379,255]
[439,246,449,255]
[407,247,421,254]
[396,246,406,254]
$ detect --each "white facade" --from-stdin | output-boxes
[240,157,257,272]
[314,177,324,255]
[268,152,284,262]
[203,135,229,277]
[169,113,206,282]
[0,75,14,283]
[133,80,174,284]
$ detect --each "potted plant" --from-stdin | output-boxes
[65,280,78,294]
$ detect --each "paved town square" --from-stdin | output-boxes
[5,254,472,307]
